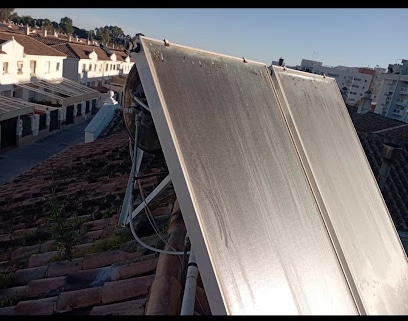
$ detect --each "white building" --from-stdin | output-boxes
[0,31,66,98]
[298,59,375,107]
[0,30,100,151]
[373,60,408,122]
[27,32,134,106]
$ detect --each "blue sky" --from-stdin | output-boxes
[14,8,408,69]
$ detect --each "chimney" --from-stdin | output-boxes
[54,31,58,37]
[25,24,30,35]
[75,35,79,42]
[377,143,402,191]
[357,90,372,114]
[44,29,47,37]
[68,35,72,42]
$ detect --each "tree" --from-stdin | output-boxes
[59,16,74,35]
[21,15,33,27]
[42,19,53,32]
[0,8,14,21]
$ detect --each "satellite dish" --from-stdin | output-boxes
[123,64,161,154]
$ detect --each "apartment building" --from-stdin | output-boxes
[373,60,408,123]
[0,30,100,151]
[298,59,375,107]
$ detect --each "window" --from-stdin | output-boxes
[89,63,92,71]
[117,64,120,70]
[98,64,102,72]
[17,61,23,74]
[113,64,116,70]
[2,62,8,74]
[46,61,51,73]
[94,64,97,71]
[353,78,361,81]
[110,64,113,70]
[351,85,359,88]
[56,62,60,72]
[105,64,108,71]
[82,64,86,72]
[30,60,36,75]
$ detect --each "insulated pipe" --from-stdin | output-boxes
[180,251,198,315]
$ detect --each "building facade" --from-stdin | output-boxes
[0,30,100,151]
[373,60,408,123]
[298,59,375,107]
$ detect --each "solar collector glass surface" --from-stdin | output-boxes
[271,67,408,314]
[137,37,358,315]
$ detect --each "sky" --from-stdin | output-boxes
[13,8,408,69]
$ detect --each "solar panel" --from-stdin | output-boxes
[271,67,408,314]
[131,36,408,315]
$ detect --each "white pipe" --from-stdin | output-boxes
[180,251,198,315]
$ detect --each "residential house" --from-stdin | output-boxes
[0,30,100,152]
[30,31,134,106]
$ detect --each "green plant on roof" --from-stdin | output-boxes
[0,265,16,289]
[0,295,20,308]
[45,164,82,261]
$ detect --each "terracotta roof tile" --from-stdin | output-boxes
[82,249,143,270]
[25,276,65,298]
[101,274,155,304]
[0,285,27,301]
[14,296,58,315]
[27,251,58,268]
[111,257,158,281]
[90,298,146,315]
[47,258,83,278]
[10,244,40,262]
[12,266,48,286]
[56,286,103,312]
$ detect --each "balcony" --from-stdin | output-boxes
[400,88,408,95]
[396,100,408,107]
[392,109,405,116]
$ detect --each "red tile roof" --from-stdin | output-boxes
[0,31,66,57]
[30,33,72,46]
[49,42,132,61]
[0,112,210,315]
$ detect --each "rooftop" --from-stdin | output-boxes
[0,107,407,315]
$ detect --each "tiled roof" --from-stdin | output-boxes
[0,31,66,57]
[30,34,72,46]
[42,43,80,59]
[50,42,132,62]
[0,111,210,315]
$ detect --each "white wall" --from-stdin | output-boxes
[0,37,65,89]
[310,65,373,106]
[62,58,80,82]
